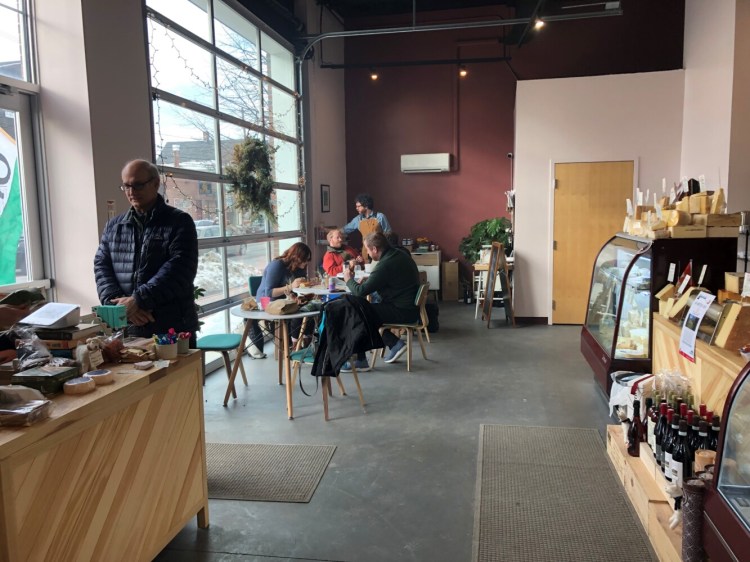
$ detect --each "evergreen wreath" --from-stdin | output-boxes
[225,137,277,224]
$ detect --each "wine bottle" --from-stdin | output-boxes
[654,403,669,466]
[643,397,653,444]
[699,403,707,419]
[695,420,710,452]
[679,402,688,418]
[663,413,680,480]
[670,419,692,488]
[685,410,695,448]
[708,415,721,451]
[627,399,642,457]
[648,399,661,455]
[660,408,675,469]
[689,410,702,453]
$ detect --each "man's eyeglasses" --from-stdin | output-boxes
[120,178,155,192]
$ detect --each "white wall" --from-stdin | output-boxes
[728,1,750,212]
[514,70,684,320]
[681,0,735,197]
[296,1,348,266]
[36,0,152,309]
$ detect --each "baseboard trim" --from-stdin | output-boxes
[515,316,548,325]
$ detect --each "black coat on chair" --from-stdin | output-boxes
[311,295,384,377]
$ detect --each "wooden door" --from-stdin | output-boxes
[552,161,634,324]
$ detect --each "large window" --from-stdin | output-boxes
[0,0,44,292]
[145,0,303,334]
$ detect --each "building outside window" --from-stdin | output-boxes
[145,0,303,335]
[0,0,45,291]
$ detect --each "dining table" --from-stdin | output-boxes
[228,306,320,419]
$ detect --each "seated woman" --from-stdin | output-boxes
[322,228,363,276]
[248,242,313,359]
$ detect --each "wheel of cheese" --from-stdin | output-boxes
[85,369,114,385]
[63,376,96,395]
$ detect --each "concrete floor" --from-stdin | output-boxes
[156,302,614,562]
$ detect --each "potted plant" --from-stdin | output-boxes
[458,217,513,263]
[224,137,277,224]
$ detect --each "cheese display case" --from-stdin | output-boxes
[580,234,738,396]
[703,361,750,562]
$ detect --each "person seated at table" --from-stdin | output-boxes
[342,231,420,371]
[247,242,312,359]
[323,228,363,277]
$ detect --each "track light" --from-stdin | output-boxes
[458,64,468,78]
[534,18,545,30]
[369,68,378,81]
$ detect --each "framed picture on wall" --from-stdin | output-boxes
[321,184,330,213]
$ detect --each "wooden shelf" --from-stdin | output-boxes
[606,425,681,562]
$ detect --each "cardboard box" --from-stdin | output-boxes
[441,261,460,301]
[725,272,745,294]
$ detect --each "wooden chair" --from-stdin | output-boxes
[196,334,248,397]
[289,318,366,421]
[372,283,430,372]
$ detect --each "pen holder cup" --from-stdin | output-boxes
[177,339,190,355]
[155,343,178,360]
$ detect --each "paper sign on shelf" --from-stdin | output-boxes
[662,177,667,194]
[677,274,691,296]
[637,190,643,206]
[697,264,708,287]
[743,273,750,298]
[670,188,677,205]
[626,199,634,217]
[655,205,663,220]
[679,292,715,363]
[668,263,676,283]
[699,174,707,193]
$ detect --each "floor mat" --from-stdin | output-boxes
[206,442,336,503]
[473,425,656,562]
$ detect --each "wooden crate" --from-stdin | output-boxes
[669,225,707,238]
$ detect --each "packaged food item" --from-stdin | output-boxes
[11,364,79,395]
[0,385,53,426]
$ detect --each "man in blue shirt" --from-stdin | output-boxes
[342,193,391,235]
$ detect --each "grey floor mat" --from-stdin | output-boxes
[206,442,335,503]
[473,425,656,562]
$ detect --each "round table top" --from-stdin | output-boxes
[230,305,321,321]
[292,285,349,296]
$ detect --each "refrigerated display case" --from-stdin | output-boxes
[580,234,737,396]
[703,361,750,562]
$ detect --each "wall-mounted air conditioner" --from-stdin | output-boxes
[400,153,451,173]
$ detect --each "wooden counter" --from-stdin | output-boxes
[652,313,745,414]
[0,352,208,561]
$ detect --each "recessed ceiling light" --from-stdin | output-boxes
[459,65,468,78]
[534,18,545,30]
[370,68,379,80]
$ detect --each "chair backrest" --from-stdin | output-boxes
[248,275,262,297]
[415,283,430,326]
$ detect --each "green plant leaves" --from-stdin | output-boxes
[224,138,277,224]
[459,217,512,263]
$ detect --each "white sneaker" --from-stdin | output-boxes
[248,343,266,359]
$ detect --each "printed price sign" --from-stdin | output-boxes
[743,273,750,298]
[668,263,676,283]
[697,265,707,287]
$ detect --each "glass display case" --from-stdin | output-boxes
[703,361,750,562]
[580,234,738,396]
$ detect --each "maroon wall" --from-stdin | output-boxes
[341,1,684,277]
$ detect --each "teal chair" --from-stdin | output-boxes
[196,334,248,397]
[248,275,262,297]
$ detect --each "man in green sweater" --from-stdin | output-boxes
[343,231,420,370]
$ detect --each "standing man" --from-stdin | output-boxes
[342,231,419,369]
[94,159,199,341]
[342,194,391,262]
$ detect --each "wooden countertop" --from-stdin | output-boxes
[0,351,200,459]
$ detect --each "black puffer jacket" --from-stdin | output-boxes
[311,295,384,377]
[94,195,198,337]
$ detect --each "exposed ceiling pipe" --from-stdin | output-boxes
[297,7,623,60]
